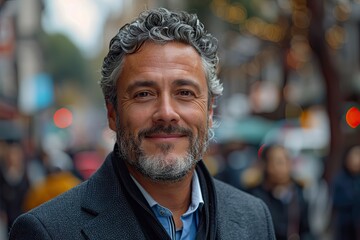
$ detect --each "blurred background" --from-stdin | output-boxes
[0,0,360,239]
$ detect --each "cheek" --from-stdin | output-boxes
[193,100,209,115]
[181,108,208,131]
[182,100,209,120]
[119,104,153,129]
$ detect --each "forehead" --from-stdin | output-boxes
[118,41,207,88]
[267,147,288,161]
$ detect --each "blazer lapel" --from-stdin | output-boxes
[79,153,146,240]
[81,203,145,240]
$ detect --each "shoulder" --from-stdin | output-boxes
[214,179,263,207]
[9,181,88,240]
[9,153,132,240]
[213,179,276,240]
[214,179,269,216]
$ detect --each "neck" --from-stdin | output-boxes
[128,165,194,229]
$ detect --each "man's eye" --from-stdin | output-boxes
[134,91,151,98]
[178,90,195,96]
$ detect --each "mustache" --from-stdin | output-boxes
[138,125,193,140]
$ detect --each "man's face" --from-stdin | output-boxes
[107,41,213,182]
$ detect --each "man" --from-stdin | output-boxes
[332,145,360,240]
[9,8,275,239]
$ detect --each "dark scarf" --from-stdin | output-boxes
[111,144,217,240]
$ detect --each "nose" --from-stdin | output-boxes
[152,94,180,124]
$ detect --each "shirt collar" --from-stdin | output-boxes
[131,171,204,210]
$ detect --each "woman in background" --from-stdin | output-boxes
[248,144,313,240]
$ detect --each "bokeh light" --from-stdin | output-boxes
[346,107,360,128]
[53,107,73,128]
[326,25,347,49]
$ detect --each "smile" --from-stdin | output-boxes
[145,134,187,142]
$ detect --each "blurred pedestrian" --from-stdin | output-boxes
[332,145,360,240]
[248,144,313,240]
[9,8,275,240]
[22,149,81,211]
[0,140,29,230]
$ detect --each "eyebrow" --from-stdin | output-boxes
[126,79,203,93]
[172,79,202,93]
[126,80,158,93]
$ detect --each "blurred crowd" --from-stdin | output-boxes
[1,133,360,240]
[204,141,360,240]
[0,137,105,239]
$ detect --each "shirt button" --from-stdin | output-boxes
[159,210,166,216]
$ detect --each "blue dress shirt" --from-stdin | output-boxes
[131,172,204,240]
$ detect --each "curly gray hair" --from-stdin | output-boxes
[100,7,223,107]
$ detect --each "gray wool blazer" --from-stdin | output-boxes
[9,152,275,240]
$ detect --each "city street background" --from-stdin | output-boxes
[1,0,360,239]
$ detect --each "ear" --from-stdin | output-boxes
[106,102,117,131]
[208,98,214,128]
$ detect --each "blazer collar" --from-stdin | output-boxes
[79,146,218,240]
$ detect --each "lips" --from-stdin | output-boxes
[144,133,188,144]
[146,133,186,138]
[139,125,193,140]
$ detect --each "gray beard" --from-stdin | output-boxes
[115,119,209,183]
